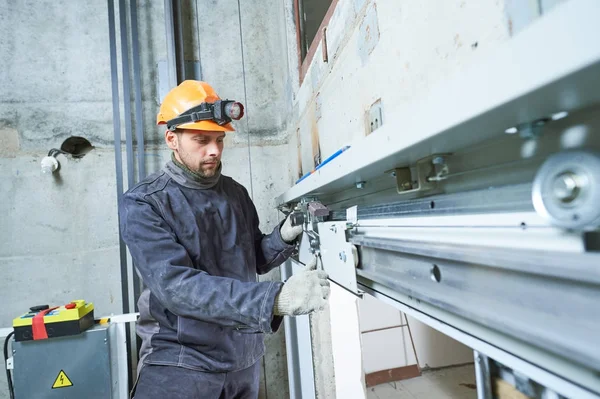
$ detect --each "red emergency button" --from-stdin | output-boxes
[65,303,76,309]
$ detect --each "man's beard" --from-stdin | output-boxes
[179,153,220,178]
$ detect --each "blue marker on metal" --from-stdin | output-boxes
[295,145,351,184]
[315,145,350,171]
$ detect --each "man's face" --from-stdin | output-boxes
[166,129,225,177]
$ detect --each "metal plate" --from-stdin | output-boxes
[318,221,360,295]
[13,325,113,399]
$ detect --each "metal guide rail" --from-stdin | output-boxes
[276,2,600,397]
[287,179,600,399]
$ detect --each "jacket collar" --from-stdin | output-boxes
[164,153,222,190]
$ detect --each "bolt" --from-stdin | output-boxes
[310,239,319,248]
[400,181,412,190]
[356,181,366,189]
[339,251,347,262]
[518,118,549,139]
[552,172,580,203]
[432,156,445,165]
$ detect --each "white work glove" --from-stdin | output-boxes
[280,213,304,243]
[274,257,330,316]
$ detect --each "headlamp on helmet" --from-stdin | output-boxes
[166,100,245,132]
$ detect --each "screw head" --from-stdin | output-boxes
[552,172,580,203]
[400,181,412,190]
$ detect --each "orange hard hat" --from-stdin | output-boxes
[157,80,235,132]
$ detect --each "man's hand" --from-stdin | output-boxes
[280,213,304,243]
[274,257,330,316]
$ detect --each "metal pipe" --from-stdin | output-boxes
[164,0,178,88]
[129,0,145,318]
[119,0,143,343]
[474,351,493,399]
[130,0,146,182]
[119,0,135,191]
[107,0,133,388]
[173,0,186,83]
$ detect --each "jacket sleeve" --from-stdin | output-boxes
[245,196,296,275]
[120,193,283,333]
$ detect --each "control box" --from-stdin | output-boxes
[12,300,95,341]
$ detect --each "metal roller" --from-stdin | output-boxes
[532,150,600,231]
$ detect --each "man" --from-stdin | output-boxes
[120,80,330,398]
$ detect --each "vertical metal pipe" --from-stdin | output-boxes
[129,0,145,321]
[107,0,133,388]
[130,0,146,182]
[194,0,204,80]
[119,0,135,191]
[164,0,178,88]
[236,0,254,199]
[474,351,493,399]
[173,0,186,83]
[119,0,143,341]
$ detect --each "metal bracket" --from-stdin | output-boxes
[318,221,361,295]
[391,154,451,196]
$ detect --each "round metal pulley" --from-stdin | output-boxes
[532,150,600,230]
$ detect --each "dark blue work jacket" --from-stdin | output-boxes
[120,161,293,373]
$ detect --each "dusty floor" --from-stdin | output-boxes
[367,364,477,399]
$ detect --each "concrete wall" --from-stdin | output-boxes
[0,1,293,398]
[279,0,568,395]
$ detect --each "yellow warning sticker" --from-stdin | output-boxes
[52,370,73,389]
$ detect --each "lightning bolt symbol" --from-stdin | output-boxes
[60,375,64,384]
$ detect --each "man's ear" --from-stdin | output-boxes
[165,130,178,150]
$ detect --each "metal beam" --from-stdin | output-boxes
[277,0,600,205]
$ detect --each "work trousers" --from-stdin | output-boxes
[132,361,261,399]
